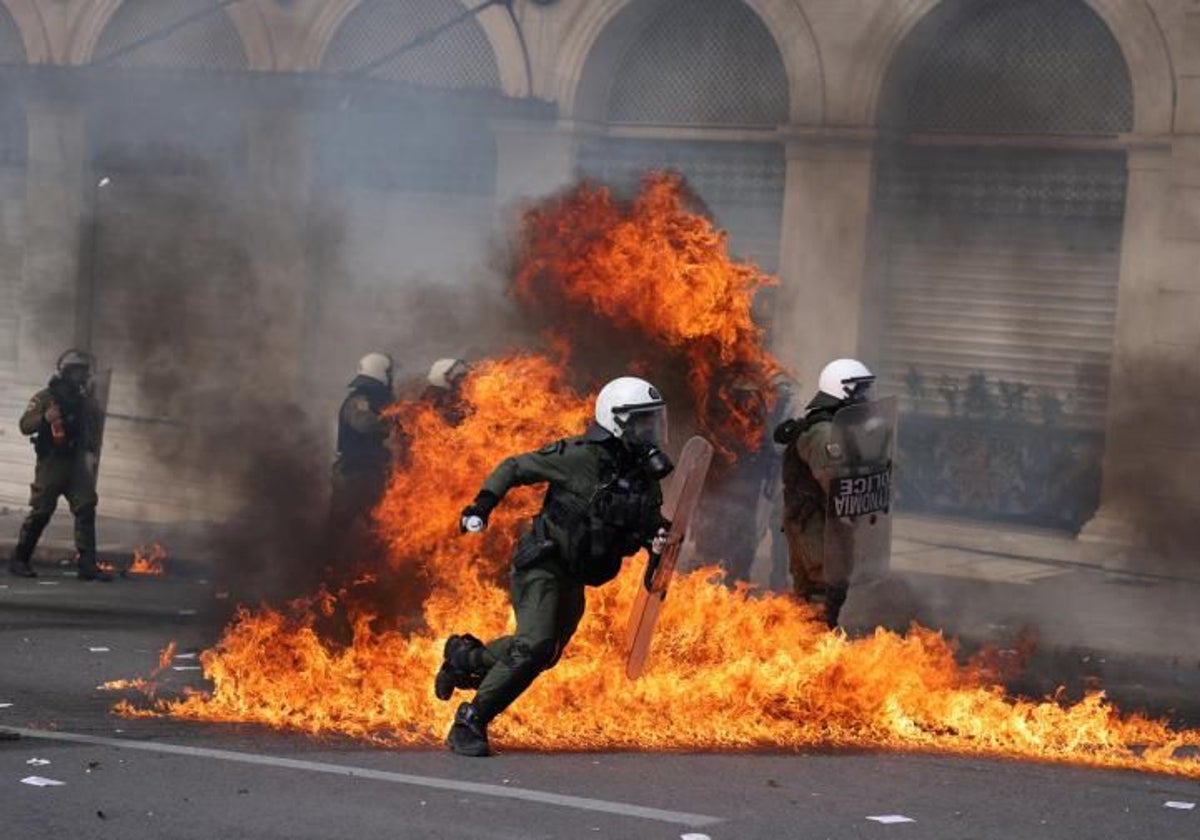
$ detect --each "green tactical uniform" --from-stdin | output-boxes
[330,375,400,533]
[464,425,665,723]
[783,420,836,597]
[11,381,103,574]
[776,394,842,602]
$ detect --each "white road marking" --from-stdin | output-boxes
[867,814,916,824]
[9,728,722,828]
[1165,801,1195,810]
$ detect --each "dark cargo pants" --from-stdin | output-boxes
[13,453,98,566]
[471,561,586,722]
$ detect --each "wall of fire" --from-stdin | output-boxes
[0,0,1195,541]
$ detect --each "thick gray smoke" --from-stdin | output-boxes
[86,82,521,612]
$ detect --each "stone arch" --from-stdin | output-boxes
[0,0,36,63]
[561,0,821,124]
[313,0,527,96]
[82,0,248,70]
[849,0,1173,134]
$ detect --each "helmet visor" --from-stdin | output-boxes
[844,375,875,402]
[620,406,668,447]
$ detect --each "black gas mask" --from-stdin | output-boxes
[620,409,673,480]
[633,442,674,480]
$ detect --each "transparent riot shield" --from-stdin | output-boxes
[823,397,896,587]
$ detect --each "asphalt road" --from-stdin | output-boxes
[2,569,1198,840]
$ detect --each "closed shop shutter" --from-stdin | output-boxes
[874,147,1126,429]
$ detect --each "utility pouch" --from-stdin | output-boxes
[513,528,558,571]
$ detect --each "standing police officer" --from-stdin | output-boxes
[434,376,673,757]
[773,359,878,628]
[329,352,403,542]
[9,350,109,581]
[422,358,471,426]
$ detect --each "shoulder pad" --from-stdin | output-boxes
[538,439,568,456]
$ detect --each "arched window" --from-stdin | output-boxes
[881,0,1132,135]
[578,0,789,272]
[869,0,1133,529]
[321,0,501,91]
[317,0,504,194]
[606,0,788,126]
[93,0,247,70]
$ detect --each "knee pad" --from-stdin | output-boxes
[505,639,558,674]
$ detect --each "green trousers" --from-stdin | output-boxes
[13,453,98,565]
[471,561,586,722]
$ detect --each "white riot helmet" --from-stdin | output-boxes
[356,352,394,387]
[594,376,668,446]
[428,358,469,390]
[817,358,875,402]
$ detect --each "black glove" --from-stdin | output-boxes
[773,418,802,445]
[643,550,661,592]
[459,490,500,533]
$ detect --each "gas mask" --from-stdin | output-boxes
[635,443,674,480]
[620,408,673,480]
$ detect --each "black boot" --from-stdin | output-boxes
[434,634,486,701]
[8,558,36,578]
[77,552,112,582]
[9,513,48,578]
[825,585,849,629]
[446,702,490,757]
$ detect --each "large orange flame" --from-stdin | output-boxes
[513,172,780,459]
[110,176,1200,778]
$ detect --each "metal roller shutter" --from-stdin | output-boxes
[875,147,1126,429]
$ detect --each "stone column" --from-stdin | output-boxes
[773,131,877,385]
[1079,144,1174,544]
[491,119,577,206]
[16,100,87,383]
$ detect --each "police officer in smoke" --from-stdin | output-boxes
[328,352,406,545]
[433,376,672,757]
[9,350,110,581]
[422,358,471,426]
[773,359,887,628]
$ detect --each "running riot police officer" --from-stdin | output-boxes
[9,350,110,581]
[434,376,673,757]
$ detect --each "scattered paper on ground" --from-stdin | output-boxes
[20,776,65,787]
[1165,801,1196,810]
[25,758,50,766]
[867,815,916,824]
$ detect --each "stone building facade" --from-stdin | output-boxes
[0,0,1194,544]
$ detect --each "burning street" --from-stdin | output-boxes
[1,566,1199,840]
[5,2,1200,837]
[3,177,1199,835]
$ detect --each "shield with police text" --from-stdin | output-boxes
[822,397,896,587]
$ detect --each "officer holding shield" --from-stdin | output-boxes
[773,359,894,628]
[9,350,109,581]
